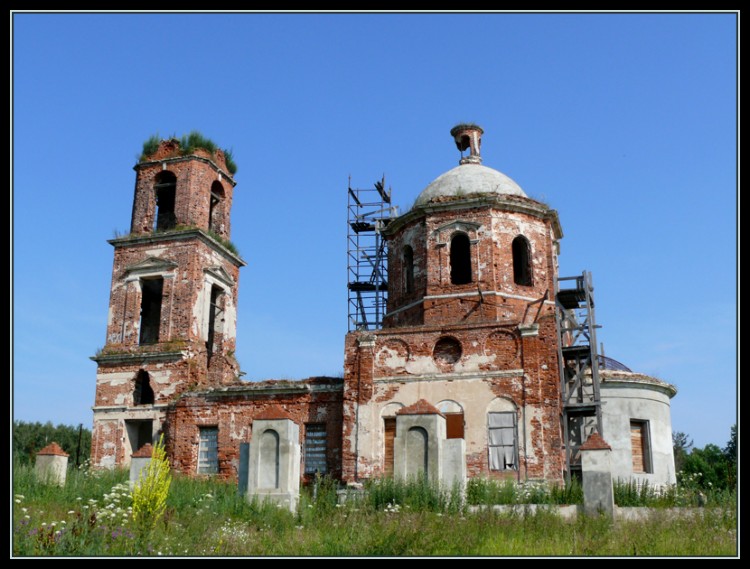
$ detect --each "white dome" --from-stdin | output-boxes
[414,163,527,207]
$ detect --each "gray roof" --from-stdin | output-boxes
[414,163,527,207]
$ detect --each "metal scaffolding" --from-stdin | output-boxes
[347,176,397,331]
[556,271,603,480]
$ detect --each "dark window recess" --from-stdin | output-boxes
[403,245,414,294]
[133,370,154,405]
[512,235,533,286]
[126,420,152,454]
[433,337,462,365]
[450,233,472,284]
[139,278,163,345]
[304,424,328,475]
[206,285,223,364]
[154,172,177,231]
[209,181,225,234]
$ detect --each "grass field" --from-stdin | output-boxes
[12,464,737,557]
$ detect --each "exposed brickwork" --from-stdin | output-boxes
[132,443,153,458]
[343,170,565,483]
[94,129,571,487]
[132,142,235,240]
[580,431,611,451]
[92,141,244,469]
[37,442,69,457]
[164,378,344,481]
[397,399,443,416]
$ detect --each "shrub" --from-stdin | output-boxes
[131,436,171,532]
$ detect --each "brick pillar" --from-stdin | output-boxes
[342,333,375,484]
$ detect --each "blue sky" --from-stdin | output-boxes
[12,12,737,448]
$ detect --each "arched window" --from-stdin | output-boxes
[259,429,280,489]
[209,181,225,234]
[154,171,177,231]
[403,245,414,294]
[406,426,429,479]
[450,233,472,285]
[487,398,519,471]
[512,235,532,286]
[133,370,154,405]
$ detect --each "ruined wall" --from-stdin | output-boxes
[92,144,243,469]
[104,236,239,351]
[131,146,235,240]
[345,195,564,484]
[385,198,559,329]
[165,378,344,481]
[343,315,563,483]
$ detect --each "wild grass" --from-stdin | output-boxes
[139,131,238,174]
[13,465,737,557]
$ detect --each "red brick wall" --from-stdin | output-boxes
[165,378,344,481]
[343,194,565,484]
[131,146,235,240]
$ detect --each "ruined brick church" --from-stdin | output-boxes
[92,125,678,486]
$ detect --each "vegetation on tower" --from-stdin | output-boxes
[139,131,238,175]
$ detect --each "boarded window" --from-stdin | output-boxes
[450,233,472,285]
[383,417,396,475]
[403,245,414,294]
[139,278,163,345]
[304,423,328,475]
[445,413,465,439]
[133,370,154,405]
[512,235,532,286]
[630,420,653,474]
[154,172,177,231]
[488,412,518,471]
[197,427,219,475]
[438,400,465,439]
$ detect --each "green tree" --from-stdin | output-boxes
[672,431,693,473]
[723,423,737,487]
[681,444,731,491]
[12,420,91,466]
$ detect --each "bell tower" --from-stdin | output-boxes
[91,135,245,468]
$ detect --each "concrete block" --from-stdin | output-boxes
[247,417,300,513]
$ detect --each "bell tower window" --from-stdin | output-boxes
[154,171,177,231]
[512,235,533,286]
[139,277,163,345]
[450,233,472,285]
[403,245,414,294]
